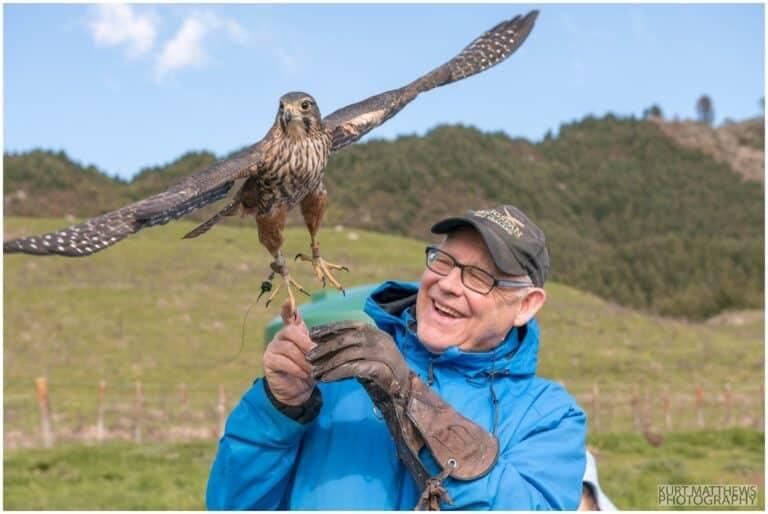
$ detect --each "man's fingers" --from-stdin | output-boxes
[308,344,371,374]
[280,299,295,324]
[264,351,314,381]
[309,321,369,342]
[313,361,363,383]
[280,300,310,333]
[279,339,315,375]
[306,330,366,362]
[268,337,315,374]
[271,370,315,389]
[276,324,316,354]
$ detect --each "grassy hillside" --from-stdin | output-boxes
[322,118,764,318]
[3,217,763,509]
[4,150,130,218]
[4,217,762,424]
[4,430,763,509]
[4,116,763,319]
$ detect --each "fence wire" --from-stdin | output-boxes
[4,379,764,450]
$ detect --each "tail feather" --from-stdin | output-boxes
[182,198,240,239]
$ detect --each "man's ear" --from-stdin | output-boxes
[513,288,547,326]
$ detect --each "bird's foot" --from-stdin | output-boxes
[295,252,349,294]
[258,264,311,315]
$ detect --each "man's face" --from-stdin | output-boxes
[415,227,528,353]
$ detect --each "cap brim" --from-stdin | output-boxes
[431,217,529,277]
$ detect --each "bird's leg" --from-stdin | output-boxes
[259,253,311,314]
[255,207,310,316]
[295,188,350,294]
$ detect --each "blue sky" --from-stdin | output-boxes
[4,3,764,181]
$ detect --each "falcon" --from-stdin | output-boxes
[4,11,539,314]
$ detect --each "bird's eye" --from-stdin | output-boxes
[301,100,311,110]
[279,102,284,111]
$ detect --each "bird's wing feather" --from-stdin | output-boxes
[3,144,262,257]
[322,10,538,151]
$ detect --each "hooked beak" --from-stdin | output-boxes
[282,110,294,124]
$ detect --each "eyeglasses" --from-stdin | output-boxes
[425,246,533,295]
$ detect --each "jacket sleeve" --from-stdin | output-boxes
[440,398,587,510]
[489,403,587,510]
[205,379,315,509]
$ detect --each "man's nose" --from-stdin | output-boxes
[438,267,464,295]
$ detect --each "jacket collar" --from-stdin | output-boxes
[364,281,540,378]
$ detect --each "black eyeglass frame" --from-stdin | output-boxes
[425,245,534,295]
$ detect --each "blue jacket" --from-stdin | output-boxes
[207,281,587,510]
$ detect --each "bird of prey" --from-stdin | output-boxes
[4,11,539,314]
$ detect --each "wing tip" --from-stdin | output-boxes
[521,10,539,31]
[3,239,49,256]
[3,241,20,254]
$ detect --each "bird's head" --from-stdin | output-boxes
[276,92,323,139]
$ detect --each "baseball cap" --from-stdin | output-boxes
[430,204,549,287]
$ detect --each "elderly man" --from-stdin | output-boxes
[206,204,587,510]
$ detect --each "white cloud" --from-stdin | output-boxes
[154,12,249,82]
[88,4,157,57]
[155,17,208,80]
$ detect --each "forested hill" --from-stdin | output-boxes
[4,115,764,319]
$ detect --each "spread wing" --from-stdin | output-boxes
[4,143,262,257]
[322,10,538,152]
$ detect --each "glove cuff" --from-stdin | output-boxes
[406,374,499,481]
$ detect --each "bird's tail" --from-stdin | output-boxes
[182,198,240,239]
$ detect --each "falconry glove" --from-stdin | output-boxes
[307,321,499,510]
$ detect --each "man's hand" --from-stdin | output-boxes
[263,301,317,406]
[307,320,499,489]
[307,321,411,399]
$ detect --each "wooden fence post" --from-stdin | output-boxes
[662,385,672,431]
[35,377,54,448]
[695,384,704,428]
[722,383,733,428]
[591,382,600,433]
[217,385,227,438]
[134,381,143,444]
[631,384,642,433]
[97,380,106,443]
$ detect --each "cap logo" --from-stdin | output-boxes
[472,207,525,238]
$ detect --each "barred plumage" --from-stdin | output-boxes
[4,11,538,311]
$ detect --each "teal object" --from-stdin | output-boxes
[263,284,378,343]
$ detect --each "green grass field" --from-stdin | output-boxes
[3,430,762,509]
[4,216,764,508]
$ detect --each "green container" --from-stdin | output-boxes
[263,283,378,343]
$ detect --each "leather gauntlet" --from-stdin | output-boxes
[308,321,499,510]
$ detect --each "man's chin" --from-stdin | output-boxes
[417,327,459,354]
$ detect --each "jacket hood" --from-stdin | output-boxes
[364,281,540,379]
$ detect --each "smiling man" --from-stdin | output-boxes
[207,204,587,510]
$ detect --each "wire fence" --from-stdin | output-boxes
[4,377,764,450]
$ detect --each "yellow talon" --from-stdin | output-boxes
[295,253,349,292]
